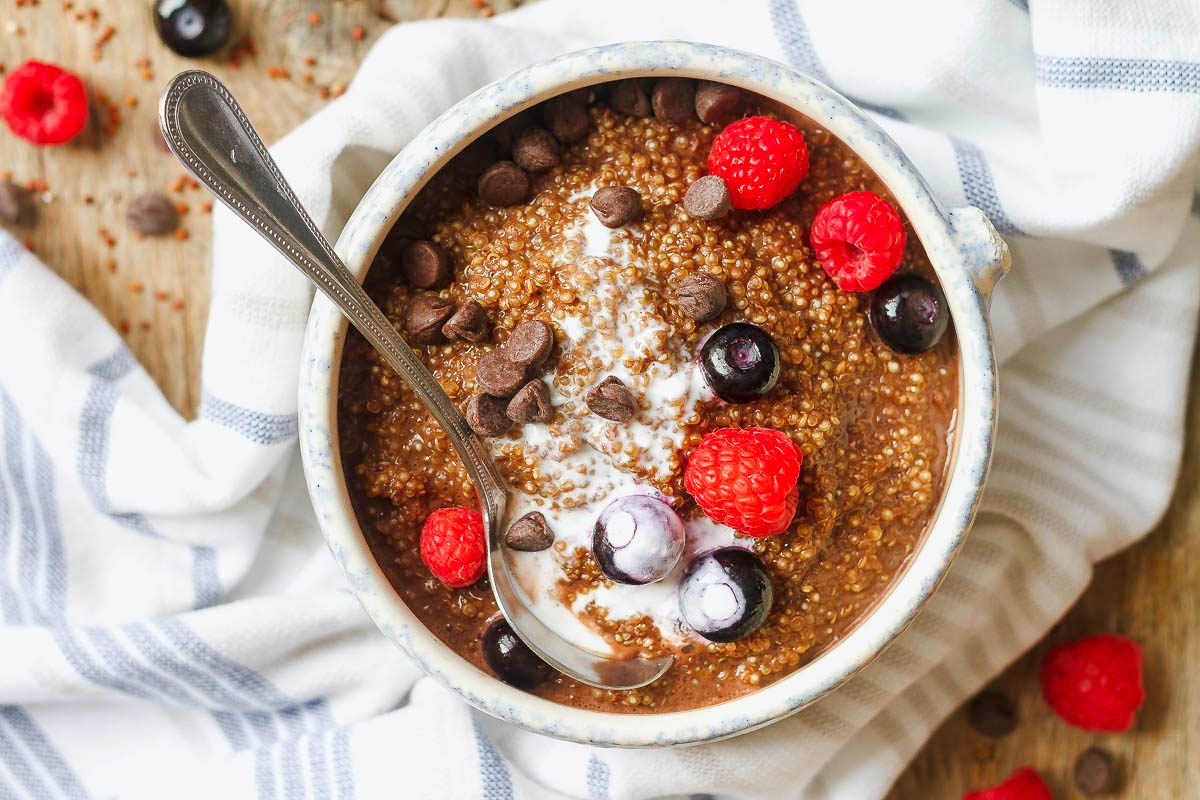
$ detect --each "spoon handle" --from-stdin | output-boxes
[159,70,507,519]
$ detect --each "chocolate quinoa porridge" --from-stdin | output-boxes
[337,78,958,713]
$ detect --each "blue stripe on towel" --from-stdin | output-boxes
[1110,249,1147,286]
[585,754,610,800]
[951,138,1026,236]
[767,0,906,120]
[0,707,91,799]
[79,347,223,609]
[472,717,514,800]
[1035,56,1200,93]
[198,392,298,446]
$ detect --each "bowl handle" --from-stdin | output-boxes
[948,206,1012,306]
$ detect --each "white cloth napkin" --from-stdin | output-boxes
[2,1,1199,798]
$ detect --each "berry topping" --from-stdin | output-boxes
[481,618,551,690]
[0,61,89,146]
[419,506,486,588]
[809,190,907,292]
[963,767,1052,800]
[699,322,780,403]
[592,495,685,585]
[678,548,773,642]
[684,427,802,537]
[1040,634,1144,731]
[706,116,809,210]
[154,0,233,58]
[870,274,949,354]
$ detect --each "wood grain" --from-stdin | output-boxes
[0,2,1195,797]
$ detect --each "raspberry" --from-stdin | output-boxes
[1040,634,1144,731]
[706,116,809,210]
[963,767,1053,800]
[420,506,487,588]
[810,190,907,292]
[0,61,89,146]
[684,427,802,537]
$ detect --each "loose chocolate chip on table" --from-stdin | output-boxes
[675,272,727,322]
[683,175,732,221]
[0,182,34,225]
[505,511,554,551]
[507,380,553,424]
[400,240,453,289]
[542,92,590,144]
[590,186,642,229]
[465,392,512,438]
[652,78,697,124]
[608,79,651,117]
[126,192,179,236]
[1074,747,1117,795]
[585,376,637,422]
[695,81,745,125]
[477,161,529,208]
[505,319,555,369]
[966,689,1018,738]
[442,300,490,343]
[475,349,527,397]
[402,294,456,345]
[511,126,561,173]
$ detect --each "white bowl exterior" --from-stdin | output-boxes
[299,41,999,747]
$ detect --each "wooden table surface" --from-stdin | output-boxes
[1,2,1195,797]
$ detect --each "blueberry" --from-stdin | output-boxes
[593,495,685,585]
[481,618,551,690]
[869,274,949,354]
[699,323,780,403]
[678,548,773,642]
[154,0,233,58]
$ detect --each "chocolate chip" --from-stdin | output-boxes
[609,79,651,117]
[475,349,527,397]
[511,127,561,173]
[675,272,727,322]
[402,295,455,345]
[585,376,637,422]
[442,300,490,343]
[1074,747,1116,795]
[590,187,642,229]
[0,182,34,225]
[683,175,731,221]
[966,690,1018,738]
[505,512,554,551]
[505,319,554,369]
[652,79,697,124]
[478,161,529,208]
[125,193,178,236]
[695,81,745,125]
[400,240,453,289]
[542,93,590,144]
[465,393,512,437]
[507,380,553,424]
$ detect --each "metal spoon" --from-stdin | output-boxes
[159,70,672,691]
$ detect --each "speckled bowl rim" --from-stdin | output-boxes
[299,41,1004,748]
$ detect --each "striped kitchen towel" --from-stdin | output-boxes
[1,0,1198,798]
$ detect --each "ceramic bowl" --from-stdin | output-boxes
[299,41,1010,748]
